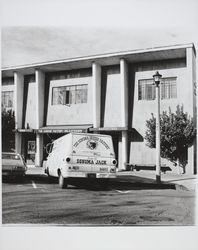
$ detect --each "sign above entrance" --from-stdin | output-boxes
[36,125,92,134]
[37,129,84,133]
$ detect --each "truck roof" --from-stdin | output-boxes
[52,132,112,144]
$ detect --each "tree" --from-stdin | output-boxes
[2,110,15,152]
[145,105,196,173]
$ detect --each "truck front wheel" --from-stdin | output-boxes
[58,172,68,189]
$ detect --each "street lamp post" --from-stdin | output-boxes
[153,71,162,183]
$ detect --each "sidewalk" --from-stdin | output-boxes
[116,171,197,191]
[26,165,197,191]
[26,165,46,175]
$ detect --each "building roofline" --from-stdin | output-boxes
[2,43,195,72]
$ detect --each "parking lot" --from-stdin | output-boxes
[2,175,196,225]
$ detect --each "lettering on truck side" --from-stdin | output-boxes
[76,159,94,164]
[73,136,110,150]
[95,160,106,165]
[76,159,107,165]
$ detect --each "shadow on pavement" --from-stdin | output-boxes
[109,180,175,190]
[2,174,176,191]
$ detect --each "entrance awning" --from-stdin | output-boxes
[90,127,133,132]
[35,125,92,134]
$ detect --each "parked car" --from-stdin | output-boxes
[2,152,27,180]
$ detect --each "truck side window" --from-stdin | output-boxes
[46,143,53,154]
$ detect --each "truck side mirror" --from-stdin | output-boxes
[46,143,52,154]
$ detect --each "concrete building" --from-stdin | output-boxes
[1,43,197,174]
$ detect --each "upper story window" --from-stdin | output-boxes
[161,77,177,99]
[1,91,14,109]
[138,77,177,101]
[52,84,88,105]
[138,79,155,100]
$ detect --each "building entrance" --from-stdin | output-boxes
[21,133,36,165]
[43,133,66,160]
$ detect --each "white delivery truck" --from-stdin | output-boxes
[45,133,117,188]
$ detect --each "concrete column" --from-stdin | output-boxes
[35,69,45,167]
[35,69,45,129]
[186,47,196,174]
[92,62,101,128]
[121,131,128,170]
[15,133,22,154]
[35,133,44,167]
[120,58,128,127]
[14,72,24,154]
[14,72,24,129]
[119,59,128,170]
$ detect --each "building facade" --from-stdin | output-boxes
[1,43,197,174]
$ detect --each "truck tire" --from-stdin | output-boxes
[45,168,54,183]
[59,172,68,189]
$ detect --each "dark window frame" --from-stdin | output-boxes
[1,91,14,108]
[52,84,88,106]
[138,77,177,101]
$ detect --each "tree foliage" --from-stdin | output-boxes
[2,110,15,152]
[145,105,196,170]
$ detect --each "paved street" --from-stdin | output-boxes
[2,176,195,225]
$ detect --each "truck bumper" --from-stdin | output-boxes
[64,171,116,179]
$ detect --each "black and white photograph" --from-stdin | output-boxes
[1,0,198,249]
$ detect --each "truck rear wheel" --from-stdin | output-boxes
[58,172,68,189]
[45,168,54,183]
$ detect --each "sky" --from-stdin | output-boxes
[1,0,198,67]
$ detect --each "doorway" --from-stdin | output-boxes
[21,133,36,165]
[43,133,66,160]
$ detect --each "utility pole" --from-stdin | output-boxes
[153,71,162,183]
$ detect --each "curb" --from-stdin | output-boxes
[174,184,189,191]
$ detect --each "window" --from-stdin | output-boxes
[1,91,14,109]
[52,84,88,105]
[138,79,155,100]
[138,77,177,101]
[161,77,177,99]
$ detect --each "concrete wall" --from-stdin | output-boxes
[24,81,37,129]
[1,84,14,92]
[192,49,197,174]
[129,64,193,173]
[101,66,121,127]
[46,76,93,125]
[186,47,197,174]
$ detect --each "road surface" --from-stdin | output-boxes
[2,176,195,225]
